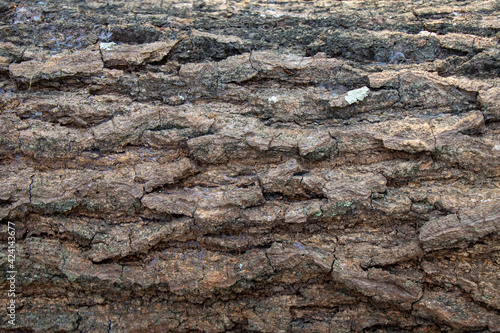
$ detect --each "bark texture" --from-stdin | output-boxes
[1,0,500,332]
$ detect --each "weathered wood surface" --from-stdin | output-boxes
[0,0,499,331]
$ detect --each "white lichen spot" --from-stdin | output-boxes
[418,30,438,36]
[99,42,117,51]
[268,96,279,103]
[345,86,370,105]
[492,144,500,151]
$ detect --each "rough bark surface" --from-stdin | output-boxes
[1,0,500,332]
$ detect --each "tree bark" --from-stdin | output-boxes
[1,0,499,332]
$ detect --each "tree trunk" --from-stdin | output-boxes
[1,0,499,332]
